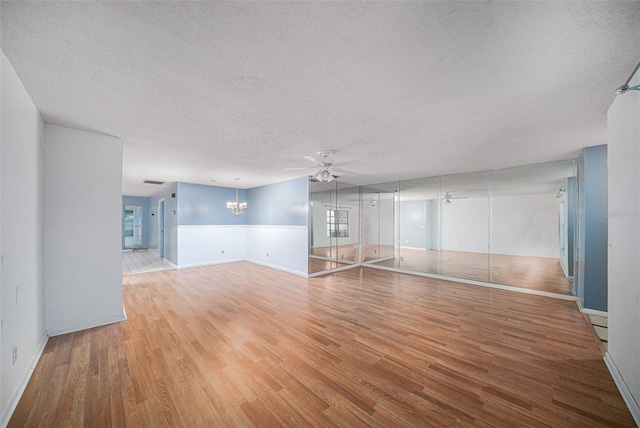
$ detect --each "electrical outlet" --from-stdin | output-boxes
[221,250,224,254]
[12,346,17,365]
[266,252,269,257]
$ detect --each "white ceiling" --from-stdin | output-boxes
[1,1,639,196]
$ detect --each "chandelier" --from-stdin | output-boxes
[227,178,247,216]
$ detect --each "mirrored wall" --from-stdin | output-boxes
[309,159,578,295]
[309,181,361,274]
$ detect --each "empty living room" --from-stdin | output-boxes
[1,1,639,426]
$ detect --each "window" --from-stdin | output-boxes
[327,210,349,238]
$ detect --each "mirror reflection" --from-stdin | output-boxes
[308,159,577,296]
[489,160,576,293]
[308,181,360,274]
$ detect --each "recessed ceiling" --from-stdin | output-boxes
[1,1,638,196]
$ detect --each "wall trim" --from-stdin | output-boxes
[0,333,49,427]
[604,352,640,426]
[247,259,308,278]
[364,263,577,301]
[575,298,608,317]
[177,258,244,269]
[47,312,127,337]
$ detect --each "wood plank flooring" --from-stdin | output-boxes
[9,262,633,427]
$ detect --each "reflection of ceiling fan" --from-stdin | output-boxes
[285,151,353,182]
[443,192,453,205]
[442,191,468,204]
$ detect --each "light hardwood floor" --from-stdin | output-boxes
[10,263,633,427]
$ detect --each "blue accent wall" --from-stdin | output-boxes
[246,176,309,226]
[122,195,150,249]
[566,177,576,278]
[177,182,247,226]
[149,183,178,265]
[576,145,608,311]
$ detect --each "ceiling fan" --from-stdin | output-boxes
[285,151,353,182]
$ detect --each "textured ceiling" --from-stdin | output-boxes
[2,1,639,196]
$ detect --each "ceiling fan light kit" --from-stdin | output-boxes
[287,150,354,182]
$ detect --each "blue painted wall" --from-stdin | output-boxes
[576,145,608,311]
[566,177,576,278]
[177,182,247,226]
[246,176,309,226]
[122,195,150,249]
[149,182,178,265]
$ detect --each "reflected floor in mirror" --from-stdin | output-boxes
[308,257,352,274]
[310,245,358,262]
[373,249,572,295]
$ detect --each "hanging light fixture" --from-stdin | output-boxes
[227,178,247,216]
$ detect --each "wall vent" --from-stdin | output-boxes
[143,180,165,185]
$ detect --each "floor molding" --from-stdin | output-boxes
[247,259,308,278]
[604,352,640,426]
[47,312,127,337]
[0,333,49,428]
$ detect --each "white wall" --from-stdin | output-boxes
[44,125,125,336]
[176,225,308,276]
[0,51,48,425]
[177,226,246,267]
[440,197,489,253]
[606,89,640,422]
[492,193,560,258]
[438,194,560,258]
[245,226,308,276]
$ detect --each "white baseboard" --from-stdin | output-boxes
[582,308,608,318]
[247,260,308,278]
[47,312,127,337]
[604,352,640,426]
[575,299,608,317]
[0,333,49,427]
[177,258,244,269]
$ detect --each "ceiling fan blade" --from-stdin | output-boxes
[285,166,316,171]
[303,155,319,164]
[331,167,354,175]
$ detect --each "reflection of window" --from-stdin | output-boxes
[327,210,349,238]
